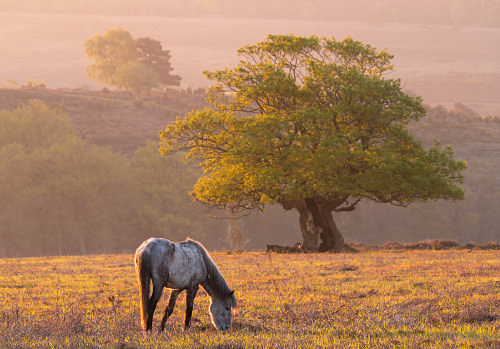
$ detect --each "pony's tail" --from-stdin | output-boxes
[136,252,151,331]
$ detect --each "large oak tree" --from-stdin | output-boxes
[159,35,466,251]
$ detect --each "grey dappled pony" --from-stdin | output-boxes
[134,238,237,332]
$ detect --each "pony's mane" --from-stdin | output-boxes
[184,239,232,300]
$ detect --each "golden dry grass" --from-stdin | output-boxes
[0,250,498,348]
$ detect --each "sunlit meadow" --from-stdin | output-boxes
[0,250,498,348]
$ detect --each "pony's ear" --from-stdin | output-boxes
[228,290,235,296]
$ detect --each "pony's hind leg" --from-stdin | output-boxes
[160,289,181,332]
[184,285,199,329]
[146,278,164,331]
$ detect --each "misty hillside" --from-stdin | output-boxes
[2,87,499,152]
[0,87,207,154]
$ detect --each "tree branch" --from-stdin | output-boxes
[333,197,361,212]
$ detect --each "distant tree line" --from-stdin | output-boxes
[0,101,223,257]
[2,0,499,27]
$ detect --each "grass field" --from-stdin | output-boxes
[0,250,498,348]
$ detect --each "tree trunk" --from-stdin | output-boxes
[57,225,63,256]
[78,234,88,255]
[294,200,321,250]
[285,198,344,252]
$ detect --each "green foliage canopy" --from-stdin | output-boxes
[159,35,466,249]
[114,62,159,96]
[0,100,74,148]
[136,37,182,86]
[0,102,141,254]
[85,28,137,87]
[85,28,180,94]
[133,141,215,241]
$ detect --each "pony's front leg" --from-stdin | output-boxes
[160,289,181,332]
[184,285,199,329]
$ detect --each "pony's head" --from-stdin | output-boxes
[209,290,237,331]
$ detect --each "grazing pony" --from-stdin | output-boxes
[134,238,237,332]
